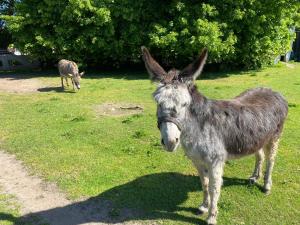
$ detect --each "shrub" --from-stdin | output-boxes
[2,0,299,68]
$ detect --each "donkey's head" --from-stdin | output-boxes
[68,71,84,89]
[141,46,208,152]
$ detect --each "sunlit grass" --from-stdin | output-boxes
[0,62,299,224]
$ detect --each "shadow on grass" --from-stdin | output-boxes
[37,86,75,93]
[0,173,262,225]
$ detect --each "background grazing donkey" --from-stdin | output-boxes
[141,46,288,225]
[58,59,84,90]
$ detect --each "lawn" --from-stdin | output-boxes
[0,63,299,225]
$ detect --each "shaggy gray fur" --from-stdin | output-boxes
[187,85,288,156]
[58,59,84,90]
[141,46,288,225]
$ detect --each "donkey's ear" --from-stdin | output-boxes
[80,72,85,77]
[67,73,73,78]
[141,46,167,82]
[179,48,208,82]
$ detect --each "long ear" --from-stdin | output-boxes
[141,46,167,82]
[67,73,73,78]
[80,72,85,77]
[178,48,208,82]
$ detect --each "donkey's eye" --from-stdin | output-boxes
[182,103,188,107]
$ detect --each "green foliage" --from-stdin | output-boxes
[3,0,300,68]
[0,0,15,48]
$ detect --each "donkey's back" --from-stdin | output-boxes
[235,87,287,109]
[214,87,288,156]
[58,59,78,76]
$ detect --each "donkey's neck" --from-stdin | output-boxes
[182,85,218,135]
[187,85,210,122]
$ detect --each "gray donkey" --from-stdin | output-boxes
[58,59,84,90]
[141,47,288,225]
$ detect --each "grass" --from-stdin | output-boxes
[0,62,299,224]
[0,188,34,225]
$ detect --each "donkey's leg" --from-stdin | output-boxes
[263,138,280,194]
[71,79,75,91]
[207,162,224,225]
[198,168,210,214]
[193,162,210,214]
[249,148,264,184]
[61,77,64,89]
[65,77,69,86]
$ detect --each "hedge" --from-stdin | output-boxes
[2,0,300,68]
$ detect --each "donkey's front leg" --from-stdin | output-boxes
[65,77,69,86]
[71,79,75,91]
[193,162,210,214]
[207,162,224,225]
[61,77,64,89]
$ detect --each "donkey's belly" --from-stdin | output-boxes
[223,141,264,160]
[226,151,254,160]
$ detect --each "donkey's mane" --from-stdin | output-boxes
[187,85,288,155]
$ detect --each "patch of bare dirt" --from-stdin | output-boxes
[0,150,154,225]
[0,77,48,93]
[283,62,295,69]
[94,103,143,117]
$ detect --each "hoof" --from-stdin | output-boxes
[207,221,217,225]
[196,205,208,215]
[263,189,271,195]
[207,216,217,225]
[195,209,205,215]
[263,183,271,195]
[248,177,257,185]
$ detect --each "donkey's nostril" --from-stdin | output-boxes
[161,139,165,145]
[175,138,179,143]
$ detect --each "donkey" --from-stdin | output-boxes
[58,59,84,90]
[141,46,288,225]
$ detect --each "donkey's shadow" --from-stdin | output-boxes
[37,86,75,93]
[0,173,257,225]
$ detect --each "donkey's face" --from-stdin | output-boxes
[153,82,191,151]
[141,46,208,152]
[70,72,84,89]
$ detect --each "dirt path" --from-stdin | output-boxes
[0,77,47,93]
[0,150,153,225]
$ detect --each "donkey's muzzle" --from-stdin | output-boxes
[161,138,179,152]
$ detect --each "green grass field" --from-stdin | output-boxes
[0,63,299,224]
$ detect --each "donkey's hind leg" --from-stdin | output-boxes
[263,138,280,194]
[249,148,264,184]
[61,77,64,89]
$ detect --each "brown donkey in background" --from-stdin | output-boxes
[142,46,288,224]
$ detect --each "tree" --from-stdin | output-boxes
[0,0,15,48]
[3,0,300,68]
